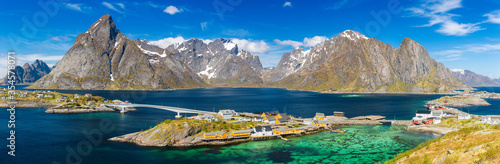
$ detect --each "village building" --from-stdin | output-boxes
[230,129,252,137]
[430,110,444,118]
[218,109,238,119]
[275,118,288,124]
[273,128,294,135]
[303,119,314,125]
[251,126,273,136]
[61,96,68,100]
[415,110,432,118]
[37,93,44,98]
[87,101,95,105]
[74,94,80,98]
[56,99,62,103]
[252,117,263,122]
[333,111,345,117]
[314,113,325,120]
[195,114,217,122]
[263,116,276,124]
[85,93,92,97]
[293,126,308,133]
[45,94,53,98]
[315,120,329,127]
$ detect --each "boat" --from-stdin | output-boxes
[330,129,346,133]
[281,137,291,141]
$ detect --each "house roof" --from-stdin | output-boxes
[254,126,272,132]
[219,109,236,114]
[267,116,276,121]
[277,118,288,122]
[294,126,308,130]
[279,113,290,120]
[416,110,431,114]
[275,128,293,131]
[232,129,252,133]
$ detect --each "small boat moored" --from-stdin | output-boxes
[330,129,346,133]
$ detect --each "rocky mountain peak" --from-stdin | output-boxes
[337,30,369,41]
[84,14,119,48]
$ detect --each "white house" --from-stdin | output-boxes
[415,110,432,118]
[251,126,273,136]
[430,110,444,118]
[252,117,263,122]
[74,94,80,98]
[458,113,471,119]
[37,93,44,98]
[195,114,217,122]
[218,109,238,117]
[303,119,314,125]
[241,117,251,122]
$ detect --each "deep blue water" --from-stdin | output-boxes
[0,87,496,164]
[460,87,500,115]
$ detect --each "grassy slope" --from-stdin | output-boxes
[385,121,500,164]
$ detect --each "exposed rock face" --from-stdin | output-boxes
[165,38,263,84]
[0,59,51,85]
[269,30,466,93]
[451,69,500,87]
[30,14,204,89]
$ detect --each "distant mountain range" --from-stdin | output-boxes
[27,14,468,93]
[451,69,500,87]
[0,59,52,85]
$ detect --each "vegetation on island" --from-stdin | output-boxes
[385,122,500,164]
[0,90,105,109]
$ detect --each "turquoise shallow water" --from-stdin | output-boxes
[101,125,435,164]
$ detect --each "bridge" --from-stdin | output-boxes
[103,103,215,119]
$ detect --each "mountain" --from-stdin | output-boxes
[495,78,500,84]
[162,38,264,84]
[0,59,51,85]
[268,30,466,93]
[30,14,205,89]
[451,69,500,87]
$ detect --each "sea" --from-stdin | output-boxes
[1,87,499,164]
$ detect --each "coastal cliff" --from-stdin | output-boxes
[109,119,255,147]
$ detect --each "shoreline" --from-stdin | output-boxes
[18,86,460,95]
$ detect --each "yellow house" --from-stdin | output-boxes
[315,120,328,127]
[203,132,217,139]
[305,125,317,131]
[275,113,282,119]
[231,129,252,137]
[293,127,307,133]
[216,132,228,138]
[273,128,294,134]
[315,113,325,120]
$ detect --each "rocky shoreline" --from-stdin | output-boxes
[0,102,58,108]
[426,95,490,107]
[45,106,136,114]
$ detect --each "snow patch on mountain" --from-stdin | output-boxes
[198,65,216,79]
[338,30,368,41]
[224,42,236,51]
[451,69,465,75]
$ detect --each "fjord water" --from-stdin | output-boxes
[0,88,466,163]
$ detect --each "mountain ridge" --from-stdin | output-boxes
[451,69,500,87]
[28,15,467,93]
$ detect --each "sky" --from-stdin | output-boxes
[0,0,499,78]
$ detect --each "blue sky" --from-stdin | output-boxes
[1,0,500,78]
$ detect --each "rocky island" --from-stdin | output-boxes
[0,90,128,114]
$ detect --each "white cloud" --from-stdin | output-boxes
[436,21,483,36]
[149,36,186,49]
[407,0,483,36]
[274,39,303,48]
[231,39,270,54]
[64,3,83,11]
[274,36,328,48]
[164,6,182,15]
[116,3,125,9]
[433,43,500,61]
[200,22,208,31]
[484,10,500,24]
[50,36,71,41]
[303,36,328,47]
[283,2,292,7]
[222,29,250,37]
[102,2,123,13]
